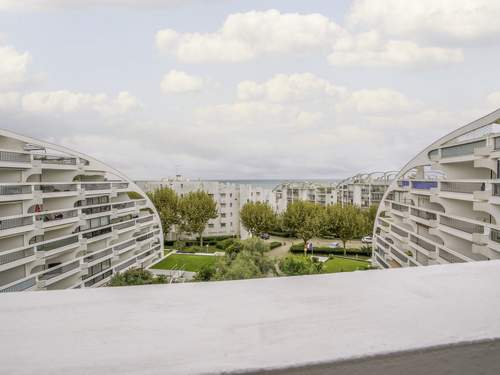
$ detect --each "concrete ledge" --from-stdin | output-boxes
[1,261,500,374]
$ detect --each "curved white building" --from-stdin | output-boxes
[373,109,500,268]
[0,130,163,292]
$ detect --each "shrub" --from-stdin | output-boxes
[109,268,166,287]
[269,241,282,249]
[278,255,323,276]
[268,230,293,238]
[216,238,239,250]
[289,244,371,256]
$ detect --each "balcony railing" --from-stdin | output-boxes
[0,151,30,163]
[0,216,33,231]
[390,248,408,263]
[440,181,483,194]
[84,270,112,287]
[438,247,466,263]
[112,202,135,210]
[112,182,129,189]
[84,248,113,263]
[114,239,135,252]
[411,181,438,190]
[115,257,136,272]
[397,180,410,188]
[82,205,111,215]
[38,261,80,281]
[391,225,408,238]
[137,215,153,224]
[136,232,154,242]
[493,184,500,197]
[36,209,78,223]
[36,235,79,252]
[81,183,111,191]
[114,220,135,230]
[410,235,436,252]
[490,229,500,243]
[441,140,485,158]
[82,227,112,240]
[36,184,77,193]
[0,185,32,195]
[0,277,36,293]
[439,216,484,234]
[0,247,35,265]
[391,203,408,212]
[410,208,437,221]
[33,155,77,165]
[415,251,429,266]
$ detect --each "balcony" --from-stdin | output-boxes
[439,215,484,240]
[0,215,34,235]
[0,184,33,201]
[409,234,437,254]
[81,183,112,194]
[409,207,437,226]
[0,246,36,272]
[439,181,483,201]
[137,215,154,224]
[84,248,113,264]
[113,239,136,255]
[36,183,78,197]
[410,180,438,193]
[37,260,80,284]
[0,276,36,293]
[113,219,136,232]
[36,209,79,228]
[111,182,129,190]
[0,150,31,167]
[36,235,80,257]
[33,154,77,169]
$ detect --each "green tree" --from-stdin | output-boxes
[239,201,276,236]
[179,191,218,246]
[282,201,323,250]
[278,255,323,276]
[323,203,365,255]
[109,268,167,286]
[363,204,379,234]
[147,187,180,239]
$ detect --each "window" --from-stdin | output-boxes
[208,223,214,228]
[221,223,226,227]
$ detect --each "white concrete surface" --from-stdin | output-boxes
[2,261,500,374]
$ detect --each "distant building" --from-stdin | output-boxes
[336,172,396,209]
[136,176,276,239]
[0,130,163,293]
[272,181,337,212]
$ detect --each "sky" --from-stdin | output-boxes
[0,0,500,180]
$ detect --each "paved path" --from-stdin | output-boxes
[265,236,365,259]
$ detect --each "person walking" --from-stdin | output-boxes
[307,241,314,256]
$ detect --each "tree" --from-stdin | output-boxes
[194,238,276,281]
[323,203,365,255]
[179,191,218,246]
[282,201,323,250]
[278,255,323,276]
[239,201,276,236]
[147,187,180,239]
[109,268,167,286]
[363,204,379,235]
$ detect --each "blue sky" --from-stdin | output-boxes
[1,0,499,179]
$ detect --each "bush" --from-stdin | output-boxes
[216,238,238,250]
[278,255,323,276]
[268,230,293,238]
[289,244,371,256]
[269,241,282,249]
[109,268,167,287]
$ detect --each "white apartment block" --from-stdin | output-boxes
[373,109,500,269]
[336,172,395,209]
[0,130,163,293]
[136,177,276,239]
[272,181,337,212]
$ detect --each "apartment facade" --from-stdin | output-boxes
[372,109,500,269]
[136,177,276,239]
[336,172,395,209]
[272,181,337,212]
[0,130,163,292]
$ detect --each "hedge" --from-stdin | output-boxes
[289,244,372,256]
[269,241,282,249]
[268,230,294,238]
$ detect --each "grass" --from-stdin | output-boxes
[322,256,371,273]
[152,254,217,272]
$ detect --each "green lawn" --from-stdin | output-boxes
[322,257,371,273]
[152,254,217,272]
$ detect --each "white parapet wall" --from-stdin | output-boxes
[1,260,500,374]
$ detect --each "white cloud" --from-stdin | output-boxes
[487,92,500,109]
[0,91,20,110]
[0,0,192,10]
[0,45,31,89]
[21,90,140,115]
[156,9,342,63]
[336,88,417,114]
[347,0,500,42]
[328,32,463,68]
[160,70,204,94]
[237,73,346,102]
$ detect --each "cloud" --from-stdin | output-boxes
[336,88,417,114]
[21,90,140,115]
[156,9,342,63]
[347,0,500,42]
[0,45,31,89]
[237,73,346,102]
[160,70,204,94]
[487,92,500,109]
[0,0,193,10]
[328,31,463,68]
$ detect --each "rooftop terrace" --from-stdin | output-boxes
[1,261,500,374]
